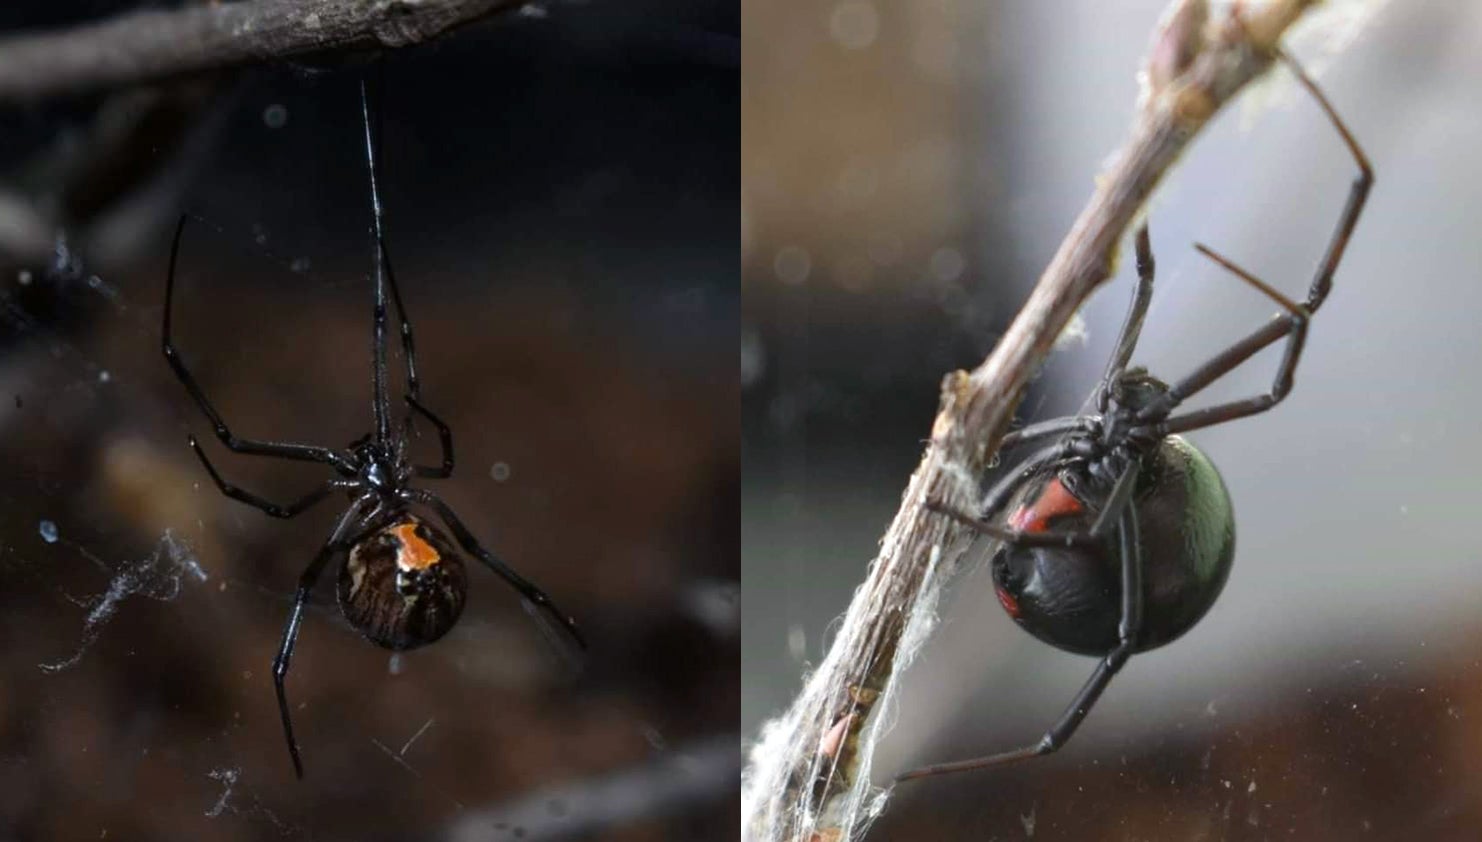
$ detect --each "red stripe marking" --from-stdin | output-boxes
[1007,476,1083,534]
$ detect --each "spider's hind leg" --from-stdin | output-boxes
[898,499,1144,782]
[406,488,585,654]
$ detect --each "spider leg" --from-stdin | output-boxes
[163,215,354,472]
[978,440,1085,526]
[379,239,421,400]
[405,396,454,478]
[405,488,586,652]
[1152,248,1309,434]
[1139,54,1371,436]
[386,242,425,451]
[359,66,420,399]
[360,78,394,446]
[995,228,1146,452]
[926,501,1096,549]
[273,496,373,779]
[999,416,1097,451]
[189,435,357,518]
[1277,49,1374,315]
[359,74,456,478]
[1096,224,1156,412]
[929,462,1137,549]
[379,233,455,478]
[897,498,1143,782]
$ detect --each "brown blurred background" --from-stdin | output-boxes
[0,2,737,840]
[743,0,1482,839]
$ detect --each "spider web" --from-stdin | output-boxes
[39,529,207,673]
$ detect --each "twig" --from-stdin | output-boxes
[740,2,1330,840]
[0,0,527,104]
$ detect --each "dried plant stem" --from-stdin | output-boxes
[0,0,525,104]
[741,2,1325,840]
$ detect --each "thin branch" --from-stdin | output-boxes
[0,0,527,104]
[740,1,1332,840]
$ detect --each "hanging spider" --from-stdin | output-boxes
[162,78,585,779]
[897,52,1371,783]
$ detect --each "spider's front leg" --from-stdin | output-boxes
[1140,51,1371,436]
[1096,224,1157,412]
[163,215,355,473]
[1155,247,1310,435]
[188,435,353,519]
[404,396,453,479]
[358,88,455,479]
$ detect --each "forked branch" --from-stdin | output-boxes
[740,1,1332,840]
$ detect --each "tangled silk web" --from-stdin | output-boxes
[742,546,948,842]
[40,529,207,673]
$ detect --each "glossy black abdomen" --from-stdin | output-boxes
[991,435,1235,656]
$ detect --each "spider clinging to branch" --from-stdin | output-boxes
[900,49,1371,784]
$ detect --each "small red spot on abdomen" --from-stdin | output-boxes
[995,585,1021,618]
[1007,476,1083,534]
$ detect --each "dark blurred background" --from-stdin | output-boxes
[0,1,737,840]
[743,0,1482,839]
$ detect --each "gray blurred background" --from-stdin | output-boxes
[743,0,1482,838]
[0,2,737,840]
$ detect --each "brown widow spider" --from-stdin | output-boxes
[898,51,1371,783]
[162,78,585,778]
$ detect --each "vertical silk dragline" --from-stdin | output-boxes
[162,77,585,778]
[899,51,1371,783]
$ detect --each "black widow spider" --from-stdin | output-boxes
[897,52,1371,783]
[162,78,585,779]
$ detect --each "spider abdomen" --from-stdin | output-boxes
[992,435,1235,656]
[338,515,468,651]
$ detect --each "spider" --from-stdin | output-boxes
[897,52,1371,783]
[161,79,585,779]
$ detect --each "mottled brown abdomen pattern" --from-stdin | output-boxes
[338,515,468,651]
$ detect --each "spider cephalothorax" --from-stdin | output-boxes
[901,50,1371,783]
[349,438,408,494]
[163,78,583,779]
